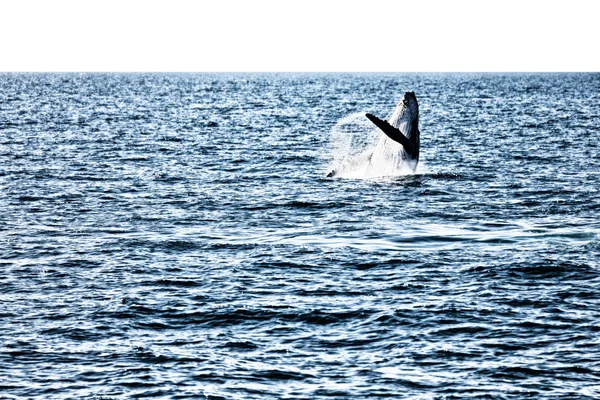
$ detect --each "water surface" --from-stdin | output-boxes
[1,73,600,398]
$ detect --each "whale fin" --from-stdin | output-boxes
[365,113,414,156]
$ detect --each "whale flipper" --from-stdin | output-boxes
[365,113,415,156]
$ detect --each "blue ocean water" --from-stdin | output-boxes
[1,73,600,399]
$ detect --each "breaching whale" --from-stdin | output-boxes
[365,90,420,170]
[327,91,420,177]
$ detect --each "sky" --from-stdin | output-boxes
[1,0,599,72]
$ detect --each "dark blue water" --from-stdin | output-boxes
[1,73,600,399]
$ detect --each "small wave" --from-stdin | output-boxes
[218,341,259,351]
[153,278,202,287]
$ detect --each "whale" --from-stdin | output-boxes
[327,91,420,177]
[365,90,420,170]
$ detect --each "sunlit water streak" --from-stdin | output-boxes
[1,73,600,399]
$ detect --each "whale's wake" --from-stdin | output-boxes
[328,112,416,179]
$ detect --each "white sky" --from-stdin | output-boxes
[1,0,599,72]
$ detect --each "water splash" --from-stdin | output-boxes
[328,111,416,179]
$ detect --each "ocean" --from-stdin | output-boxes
[1,73,599,399]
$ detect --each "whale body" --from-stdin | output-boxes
[365,90,420,171]
[327,91,420,178]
